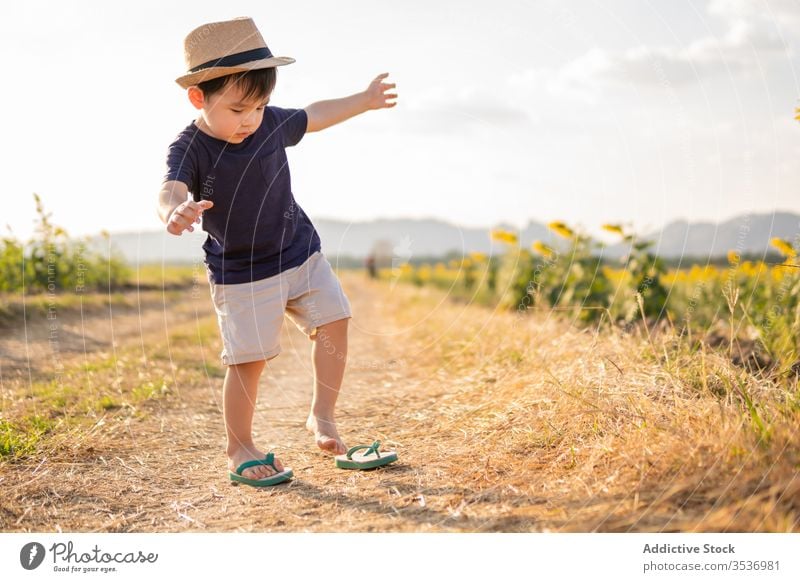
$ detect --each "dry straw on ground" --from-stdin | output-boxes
[0,273,797,531]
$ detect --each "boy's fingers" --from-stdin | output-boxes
[170,199,211,235]
[183,202,211,220]
[174,208,192,222]
[169,212,192,230]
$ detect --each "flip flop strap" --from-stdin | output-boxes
[346,440,381,460]
[235,452,276,475]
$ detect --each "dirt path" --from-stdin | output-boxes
[0,273,519,532]
[1,271,796,532]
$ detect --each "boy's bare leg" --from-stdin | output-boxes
[305,317,349,455]
[224,359,286,479]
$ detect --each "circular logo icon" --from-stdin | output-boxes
[20,542,46,570]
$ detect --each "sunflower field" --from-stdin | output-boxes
[379,221,800,379]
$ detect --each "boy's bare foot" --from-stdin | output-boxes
[305,415,347,455]
[227,445,286,480]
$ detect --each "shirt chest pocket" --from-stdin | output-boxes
[205,150,282,207]
[196,145,300,259]
[258,148,288,188]
[256,148,295,216]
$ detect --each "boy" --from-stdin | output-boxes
[157,17,397,485]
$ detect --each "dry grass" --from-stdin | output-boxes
[360,281,799,532]
[0,272,797,532]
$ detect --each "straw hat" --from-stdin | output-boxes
[175,16,295,89]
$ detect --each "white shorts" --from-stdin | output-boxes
[208,251,352,365]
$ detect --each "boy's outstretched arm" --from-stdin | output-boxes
[305,73,397,133]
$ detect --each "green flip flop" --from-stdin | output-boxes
[229,452,293,487]
[335,440,398,470]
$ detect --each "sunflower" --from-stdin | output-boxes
[490,229,519,245]
[531,240,554,257]
[547,221,574,239]
[770,237,797,258]
[601,224,625,237]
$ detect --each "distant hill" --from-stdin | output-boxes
[84,211,800,265]
[610,212,800,260]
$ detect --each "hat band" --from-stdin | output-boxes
[189,46,274,73]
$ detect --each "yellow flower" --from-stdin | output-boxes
[601,224,625,237]
[770,237,797,258]
[469,251,488,263]
[727,250,740,265]
[772,266,787,282]
[662,270,677,286]
[531,240,554,257]
[490,229,519,245]
[547,221,574,239]
[601,265,626,282]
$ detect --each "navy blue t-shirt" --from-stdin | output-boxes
[163,106,321,285]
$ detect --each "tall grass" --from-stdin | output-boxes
[0,193,131,294]
[384,222,800,385]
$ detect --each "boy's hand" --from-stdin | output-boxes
[364,73,398,111]
[167,199,213,235]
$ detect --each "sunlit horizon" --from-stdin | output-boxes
[3,0,800,243]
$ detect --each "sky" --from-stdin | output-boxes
[2,0,799,243]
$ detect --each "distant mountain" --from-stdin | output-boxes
[85,211,800,265]
[607,212,800,261]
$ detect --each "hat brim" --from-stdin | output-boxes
[175,56,295,89]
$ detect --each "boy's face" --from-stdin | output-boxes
[188,83,270,143]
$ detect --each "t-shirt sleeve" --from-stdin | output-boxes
[162,135,197,194]
[271,106,308,148]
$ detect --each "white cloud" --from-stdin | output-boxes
[395,86,536,135]
[708,0,800,28]
[511,0,797,101]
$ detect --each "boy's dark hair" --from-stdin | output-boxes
[197,67,277,103]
